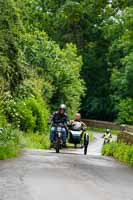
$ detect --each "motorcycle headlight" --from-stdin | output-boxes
[58,132,61,137]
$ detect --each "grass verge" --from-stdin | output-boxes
[88,130,94,142]
[0,128,21,160]
[0,128,50,159]
[0,144,20,160]
[21,133,50,149]
[102,141,133,166]
[0,128,94,159]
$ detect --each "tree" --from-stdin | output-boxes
[0,0,25,92]
[103,6,133,124]
[21,31,85,116]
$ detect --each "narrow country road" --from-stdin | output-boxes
[0,133,133,200]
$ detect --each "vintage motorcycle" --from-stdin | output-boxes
[51,122,89,154]
[54,124,64,153]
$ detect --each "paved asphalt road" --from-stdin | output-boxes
[0,133,133,200]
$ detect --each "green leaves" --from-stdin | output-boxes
[4,96,49,133]
[102,141,133,166]
[0,0,133,127]
[0,0,25,92]
[21,31,84,116]
[0,128,21,159]
[117,98,133,125]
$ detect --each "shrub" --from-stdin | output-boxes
[0,128,21,160]
[25,97,49,133]
[0,145,20,160]
[0,111,6,127]
[0,128,20,145]
[5,96,49,133]
[0,101,7,127]
[102,141,133,166]
[117,98,133,125]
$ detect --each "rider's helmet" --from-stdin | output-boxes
[106,128,110,133]
[59,104,66,112]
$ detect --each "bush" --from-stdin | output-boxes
[5,96,49,133]
[0,145,20,160]
[0,101,7,127]
[102,141,133,166]
[117,98,133,125]
[0,111,6,127]
[0,128,21,160]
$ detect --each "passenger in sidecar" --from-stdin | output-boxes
[69,113,87,147]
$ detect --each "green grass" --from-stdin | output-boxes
[0,129,50,159]
[88,130,94,142]
[0,128,21,160]
[102,141,133,166]
[21,133,50,149]
[0,144,20,160]
[22,130,93,149]
[88,127,120,135]
[0,128,93,159]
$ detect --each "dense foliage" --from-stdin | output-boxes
[20,0,133,123]
[0,0,133,137]
[102,141,133,166]
[0,0,84,135]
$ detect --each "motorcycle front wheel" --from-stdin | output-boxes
[55,138,60,153]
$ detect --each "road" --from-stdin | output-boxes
[0,133,133,200]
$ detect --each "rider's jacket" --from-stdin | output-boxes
[104,132,112,139]
[48,111,69,127]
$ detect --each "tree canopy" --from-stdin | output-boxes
[0,0,133,130]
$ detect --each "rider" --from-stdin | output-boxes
[103,128,112,139]
[70,113,88,147]
[48,104,69,147]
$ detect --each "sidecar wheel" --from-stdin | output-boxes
[84,145,88,155]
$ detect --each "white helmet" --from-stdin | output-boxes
[106,128,110,133]
[59,104,66,111]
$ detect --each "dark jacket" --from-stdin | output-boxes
[48,111,69,127]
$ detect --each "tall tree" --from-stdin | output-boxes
[24,0,113,120]
[0,0,25,92]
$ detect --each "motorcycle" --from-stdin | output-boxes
[54,124,63,153]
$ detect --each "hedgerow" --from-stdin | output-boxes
[102,141,133,166]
